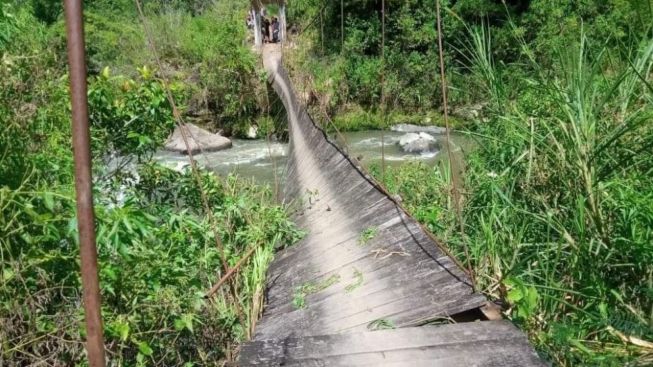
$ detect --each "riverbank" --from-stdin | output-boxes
[327,106,467,132]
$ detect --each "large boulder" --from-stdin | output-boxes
[398,132,440,153]
[391,123,447,135]
[164,123,232,155]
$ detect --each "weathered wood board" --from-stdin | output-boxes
[240,321,546,366]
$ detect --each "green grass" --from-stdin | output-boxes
[367,319,396,331]
[372,27,653,367]
[345,269,364,293]
[357,226,378,246]
[292,274,342,309]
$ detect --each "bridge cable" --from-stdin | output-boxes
[435,0,475,287]
[295,2,329,39]
[267,87,286,201]
[320,7,324,54]
[284,5,352,150]
[266,124,280,202]
[133,0,248,329]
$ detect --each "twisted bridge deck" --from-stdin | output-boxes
[238,45,545,366]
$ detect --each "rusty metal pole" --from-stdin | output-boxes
[63,0,106,366]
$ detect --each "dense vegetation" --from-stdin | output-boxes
[1,1,302,365]
[285,0,653,366]
[29,0,268,135]
[2,0,652,365]
[286,0,652,129]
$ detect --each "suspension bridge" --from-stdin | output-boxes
[236,44,545,366]
[58,0,548,364]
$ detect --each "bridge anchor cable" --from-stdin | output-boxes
[435,0,475,287]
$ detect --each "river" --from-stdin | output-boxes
[154,129,470,185]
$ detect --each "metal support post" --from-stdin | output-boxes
[63,0,106,365]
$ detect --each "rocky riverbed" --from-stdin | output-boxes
[155,124,470,185]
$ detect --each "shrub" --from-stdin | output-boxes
[87,66,177,159]
[373,26,653,366]
[1,166,303,365]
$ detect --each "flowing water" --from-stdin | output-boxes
[154,129,470,186]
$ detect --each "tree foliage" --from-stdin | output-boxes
[286,0,651,115]
[0,2,302,365]
[288,0,653,365]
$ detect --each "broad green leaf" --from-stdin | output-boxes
[174,318,185,331]
[3,268,15,282]
[598,302,608,319]
[182,314,194,333]
[101,66,111,79]
[114,321,130,341]
[137,341,153,356]
[507,286,524,303]
[43,192,54,211]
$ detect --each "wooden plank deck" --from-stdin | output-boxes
[238,45,546,366]
[240,321,545,366]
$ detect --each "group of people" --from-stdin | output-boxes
[246,12,280,44]
[264,17,280,43]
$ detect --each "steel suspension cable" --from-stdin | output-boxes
[435,0,474,287]
[294,2,329,39]
[133,0,227,274]
[341,0,344,50]
[320,7,324,54]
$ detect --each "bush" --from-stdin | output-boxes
[87,66,177,159]
[1,3,303,364]
[143,1,264,130]
[1,166,302,365]
[286,0,652,131]
[373,26,653,366]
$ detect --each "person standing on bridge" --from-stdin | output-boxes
[262,17,271,43]
[271,17,280,43]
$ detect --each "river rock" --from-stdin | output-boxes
[164,123,232,155]
[398,132,440,153]
[391,123,447,135]
[451,103,486,120]
[245,125,259,139]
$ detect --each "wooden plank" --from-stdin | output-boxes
[264,262,464,319]
[239,321,546,366]
[263,213,473,315]
[254,263,484,339]
[263,237,466,317]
